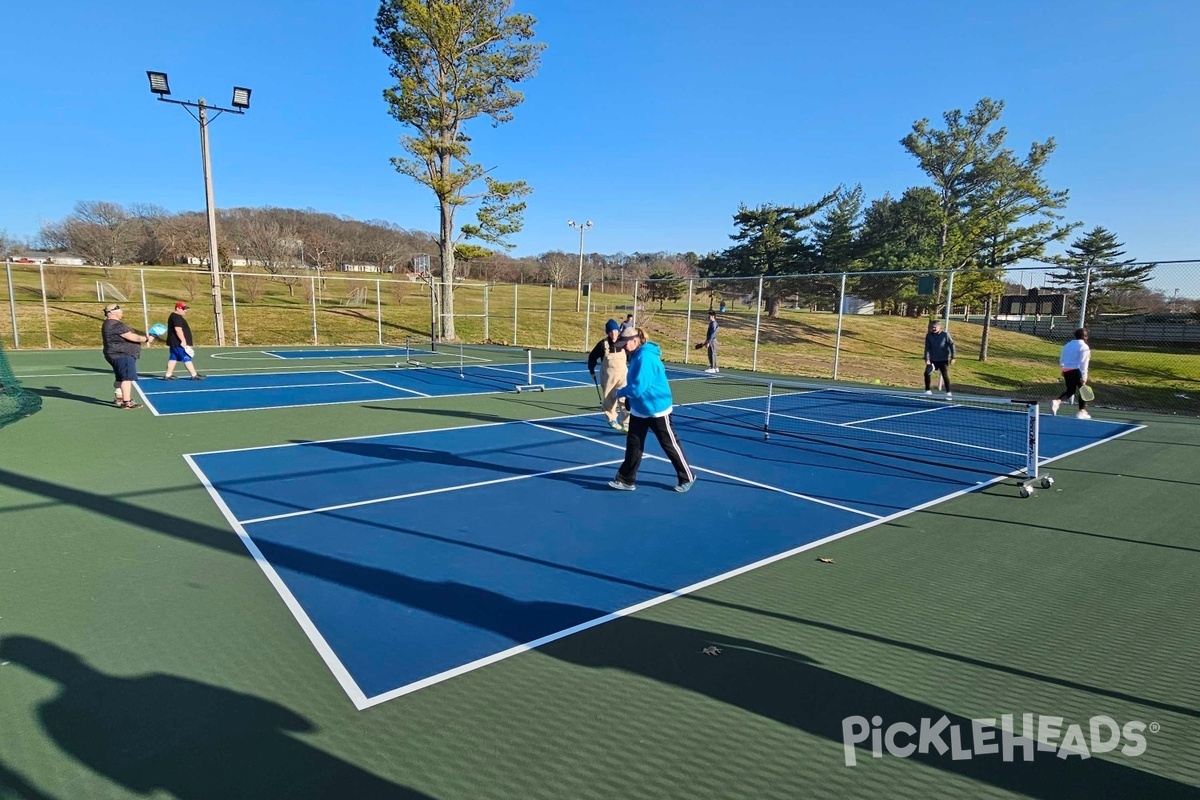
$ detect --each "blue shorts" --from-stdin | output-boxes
[169,346,192,363]
[106,356,138,382]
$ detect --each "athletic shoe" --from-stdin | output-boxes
[675,479,696,493]
[607,479,635,491]
[622,422,630,432]
[113,397,124,407]
[924,390,932,395]
[164,375,177,381]
[1051,399,1061,415]
[191,374,206,380]
[945,392,952,399]
[122,401,142,410]
[704,368,718,374]
[609,420,623,431]
[1076,410,1091,420]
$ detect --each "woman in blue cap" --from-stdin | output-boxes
[609,326,696,493]
[587,319,630,430]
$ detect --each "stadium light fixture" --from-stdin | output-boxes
[145,72,254,346]
[569,220,593,312]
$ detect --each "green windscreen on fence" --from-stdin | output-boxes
[0,340,41,429]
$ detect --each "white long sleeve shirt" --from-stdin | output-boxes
[1060,339,1091,380]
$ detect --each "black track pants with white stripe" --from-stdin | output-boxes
[615,413,695,486]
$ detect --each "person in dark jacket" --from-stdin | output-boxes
[609,327,696,493]
[702,310,719,373]
[101,304,154,409]
[587,319,630,430]
[923,319,956,398]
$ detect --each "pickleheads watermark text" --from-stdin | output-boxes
[841,714,1155,767]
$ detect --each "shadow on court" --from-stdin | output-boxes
[3,467,1197,798]
[0,636,435,799]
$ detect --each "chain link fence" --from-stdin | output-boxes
[4,260,1197,414]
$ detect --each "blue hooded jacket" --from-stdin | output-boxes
[615,341,674,417]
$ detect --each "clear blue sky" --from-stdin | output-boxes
[2,0,1197,277]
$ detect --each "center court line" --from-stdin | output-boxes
[238,459,624,525]
[844,404,952,425]
[521,421,881,519]
[337,370,431,397]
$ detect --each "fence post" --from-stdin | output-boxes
[376,280,383,345]
[752,276,764,371]
[684,279,694,363]
[943,270,955,331]
[5,259,18,348]
[833,272,847,379]
[546,285,553,350]
[483,284,490,343]
[230,273,240,347]
[513,284,518,346]
[631,281,639,326]
[139,269,149,331]
[38,264,51,349]
[583,283,591,350]
[1079,266,1092,327]
[310,275,318,345]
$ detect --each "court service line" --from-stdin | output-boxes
[845,404,951,425]
[238,459,624,525]
[521,421,880,519]
[337,370,431,397]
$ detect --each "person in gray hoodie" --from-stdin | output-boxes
[923,319,956,397]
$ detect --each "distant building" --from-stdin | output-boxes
[841,295,875,315]
[9,251,86,266]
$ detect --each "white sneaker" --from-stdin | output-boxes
[704,368,718,374]
[1076,410,1091,420]
[1051,399,1061,416]
[924,390,933,396]
[945,392,952,399]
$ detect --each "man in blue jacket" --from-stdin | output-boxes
[609,327,696,493]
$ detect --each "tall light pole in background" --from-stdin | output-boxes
[147,71,251,346]
[568,219,592,312]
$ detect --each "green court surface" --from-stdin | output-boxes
[1,347,1198,800]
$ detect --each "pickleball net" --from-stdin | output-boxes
[665,369,1041,481]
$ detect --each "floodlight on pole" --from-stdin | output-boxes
[146,70,251,347]
[568,219,592,312]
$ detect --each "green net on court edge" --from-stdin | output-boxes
[0,339,41,429]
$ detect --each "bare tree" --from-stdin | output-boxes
[57,201,142,271]
[537,251,572,286]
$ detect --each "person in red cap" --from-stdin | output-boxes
[163,302,204,380]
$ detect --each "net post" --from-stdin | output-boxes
[513,284,518,346]
[484,284,490,343]
[514,346,545,393]
[1025,401,1039,480]
[763,381,773,441]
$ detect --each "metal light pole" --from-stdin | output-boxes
[147,71,251,347]
[568,219,592,312]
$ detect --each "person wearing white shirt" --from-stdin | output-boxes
[1053,327,1092,419]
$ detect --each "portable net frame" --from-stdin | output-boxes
[664,368,1045,490]
[0,340,42,429]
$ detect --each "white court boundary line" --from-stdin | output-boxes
[143,379,367,396]
[240,459,623,525]
[184,454,371,709]
[132,381,161,416]
[139,360,585,416]
[338,370,431,398]
[184,403,1145,709]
